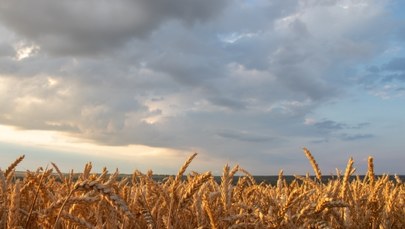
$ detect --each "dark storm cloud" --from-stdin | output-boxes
[0,0,228,56]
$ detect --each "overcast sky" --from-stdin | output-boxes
[1,0,404,175]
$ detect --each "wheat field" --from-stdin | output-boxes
[0,148,404,228]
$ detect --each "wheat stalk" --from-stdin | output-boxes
[7,180,20,228]
[61,213,95,229]
[167,152,197,228]
[25,165,49,228]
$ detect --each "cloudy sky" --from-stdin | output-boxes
[1,0,404,175]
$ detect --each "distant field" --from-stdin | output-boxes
[14,171,405,186]
[1,148,404,228]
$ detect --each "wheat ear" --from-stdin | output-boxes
[303,148,322,181]
[238,167,256,186]
[0,170,6,194]
[394,174,402,184]
[175,152,197,183]
[221,164,231,214]
[51,162,65,182]
[5,155,25,177]
[277,169,284,192]
[367,156,375,185]
[340,157,354,199]
[138,195,155,229]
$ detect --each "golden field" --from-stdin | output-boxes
[0,148,404,229]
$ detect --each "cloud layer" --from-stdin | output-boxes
[1,0,404,173]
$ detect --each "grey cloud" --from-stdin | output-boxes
[0,0,229,56]
[0,43,14,58]
[359,73,380,86]
[151,53,223,86]
[314,120,371,131]
[207,96,246,110]
[383,73,405,82]
[366,65,380,73]
[150,97,164,102]
[350,122,370,129]
[273,66,335,101]
[398,24,405,41]
[221,36,273,71]
[217,0,297,33]
[0,73,153,136]
[339,133,374,141]
[216,130,275,143]
[358,57,405,94]
[310,138,329,144]
[314,120,345,131]
[305,120,373,143]
[383,57,405,72]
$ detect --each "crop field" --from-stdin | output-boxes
[0,148,404,228]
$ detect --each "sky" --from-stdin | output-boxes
[0,0,404,175]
